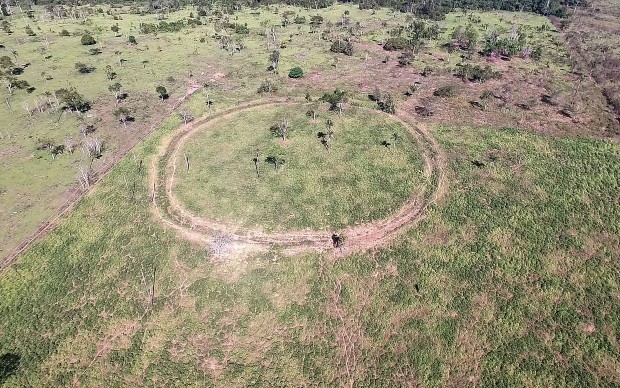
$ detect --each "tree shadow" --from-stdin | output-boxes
[0,353,21,384]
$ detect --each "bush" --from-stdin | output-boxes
[456,64,501,83]
[81,33,96,45]
[320,89,346,110]
[59,29,70,36]
[288,67,303,78]
[55,87,89,112]
[234,24,249,34]
[128,35,137,45]
[330,39,353,56]
[258,80,278,94]
[383,37,409,51]
[433,85,458,98]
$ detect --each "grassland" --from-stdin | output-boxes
[1,1,620,386]
[1,98,618,384]
[173,103,425,230]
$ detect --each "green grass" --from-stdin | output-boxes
[1,108,619,385]
[173,104,425,230]
[1,3,619,387]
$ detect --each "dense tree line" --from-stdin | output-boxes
[0,0,584,19]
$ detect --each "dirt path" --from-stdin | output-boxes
[0,83,204,272]
[149,98,447,257]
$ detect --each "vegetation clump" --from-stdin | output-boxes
[288,67,303,78]
[330,38,353,56]
[80,33,96,45]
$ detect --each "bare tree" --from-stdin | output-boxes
[77,164,93,191]
[64,137,75,153]
[79,123,95,137]
[253,149,260,178]
[84,137,103,159]
[273,117,290,141]
[179,110,194,124]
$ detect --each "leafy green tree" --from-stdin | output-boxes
[55,88,89,112]
[321,89,346,111]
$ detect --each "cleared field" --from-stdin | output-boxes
[1,1,620,386]
[0,93,618,384]
[173,103,425,230]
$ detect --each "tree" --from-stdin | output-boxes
[74,62,94,74]
[271,118,290,141]
[178,110,194,124]
[257,80,277,94]
[265,156,285,172]
[114,107,131,127]
[321,89,346,111]
[81,33,96,45]
[377,93,396,114]
[0,55,13,69]
[155,86,168,101]
[128,35,137,45]
[111,24,120,35]
[105,65,116,80]
[24,25,36,36]
[269,50,280,73]
[480,90,493,111]
[55,87,88,112]
[326,118,334,130]
[108,82,122,102]
[330,37,353,56]
[288,67,303,78]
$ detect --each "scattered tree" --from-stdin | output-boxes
[55,87,89,112]
[155,85,168,101]
[108,82,122,102]
[178,110,194,124]
[114,107,131,127]
[269,50,280,72]
[81,33,96,45]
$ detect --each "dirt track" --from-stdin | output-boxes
[149,98,447,256]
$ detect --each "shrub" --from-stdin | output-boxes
[258,80,278,94]
[59,29,70,36]
[383,37,409,51]
[433,85,458,98]
[128,35,137,45]
[330,39,353,56]
[288,67,303,78]
[81,33,96,45]
[320,89,346,110]
[234,24,249,34]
